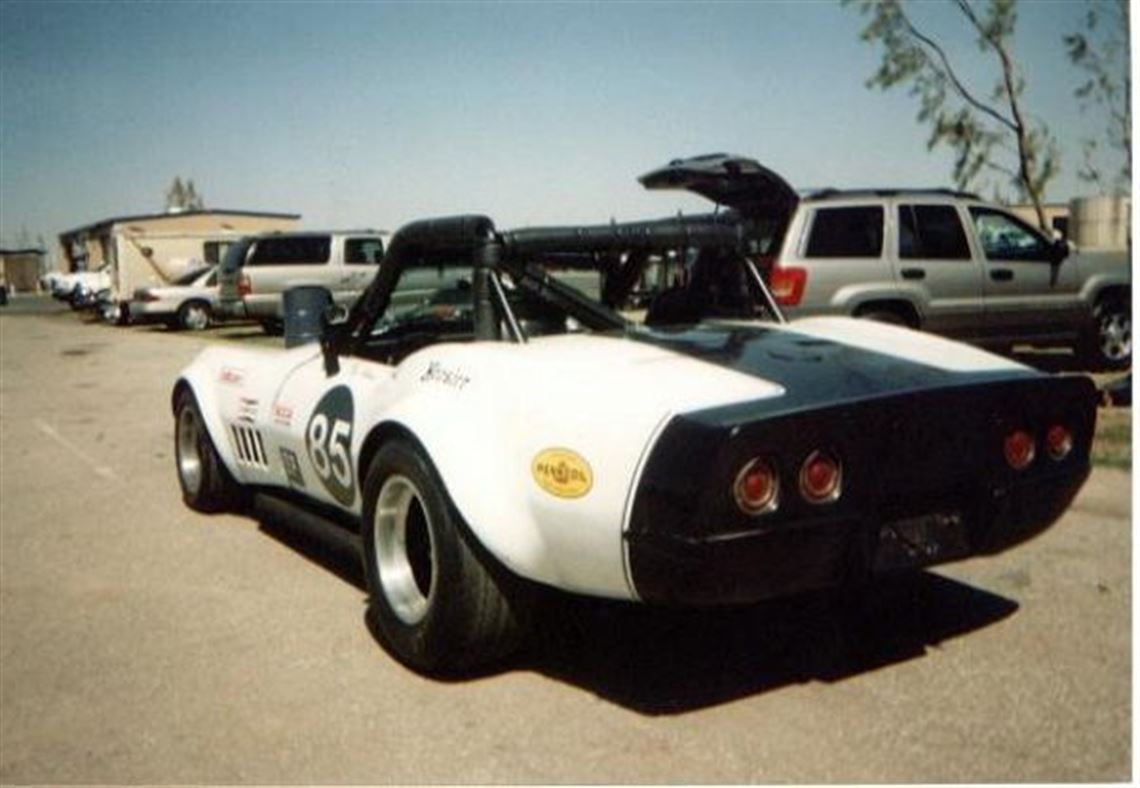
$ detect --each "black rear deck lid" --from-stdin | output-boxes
[638,154,799,215]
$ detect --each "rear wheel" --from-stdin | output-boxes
[178,300,212,331]
[174,389,244,512]
[856,306,915,328]
[362,439,528,675]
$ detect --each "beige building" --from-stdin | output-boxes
[1007,202,1071,239]
[1008,195,1131,249]
[0,248,46,293]
[57,209,301,299]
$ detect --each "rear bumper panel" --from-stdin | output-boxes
[627,464,1089,606]
[625,375,1098,606]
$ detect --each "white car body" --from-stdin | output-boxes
[172,211,1097,674]
[176,316,1030,598]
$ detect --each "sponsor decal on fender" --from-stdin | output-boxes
[532,448,593,499]
[272,403,294,427]
[219,367,245,385]
[420,360,471,390]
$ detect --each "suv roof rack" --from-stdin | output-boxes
[805,187,982,201]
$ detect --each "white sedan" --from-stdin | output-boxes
[128,266,219,331]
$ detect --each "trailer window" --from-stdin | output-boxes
[203,241,234,265]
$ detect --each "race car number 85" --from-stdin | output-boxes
[308,415,351,487]
[305,386,356,506]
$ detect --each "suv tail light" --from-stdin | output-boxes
[770,266,807,306]
[238,273,252,297]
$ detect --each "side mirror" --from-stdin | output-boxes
[1050,238,1070,264]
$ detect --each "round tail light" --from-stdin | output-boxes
[799,450,842,504]
[1003,429,1036,470]
[1046,424,1073,461]
[734,458,779,515]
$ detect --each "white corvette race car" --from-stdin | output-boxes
[174,168,1097,675]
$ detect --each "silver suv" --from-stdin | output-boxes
[218,230,385,333]
[640,155,1131,370]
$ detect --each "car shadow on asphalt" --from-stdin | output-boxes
[518,573,1018,715]
[254,501,1019,715]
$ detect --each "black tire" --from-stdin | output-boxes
[1085,295,1131,371]
[260,319,284,336]
[361,439,528,675]
[174,389,244,513]
[177,300,212,331]
[858,308,909,327]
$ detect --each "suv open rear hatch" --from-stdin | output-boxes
[638,154,799,216]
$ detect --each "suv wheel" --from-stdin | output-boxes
[1087,295,1131,371]
[856,306,916,328]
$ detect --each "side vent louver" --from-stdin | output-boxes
[231,424,269,468]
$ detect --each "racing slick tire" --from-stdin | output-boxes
[362,439,528,675]
[174,389,245,513]
[177,300,212,331]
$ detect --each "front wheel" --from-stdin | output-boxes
[1085,295,1131,371]
[174,389,244,512]
[362,439,528,675]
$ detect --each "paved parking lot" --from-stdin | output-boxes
[0,299,1131,783]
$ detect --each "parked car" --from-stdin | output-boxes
[127,266,221,330]
[47,264,113,305]
[173,208,1096,675]
[217,231,385,334]
[639,154,1131,370]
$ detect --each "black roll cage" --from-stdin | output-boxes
[329,211,785,362]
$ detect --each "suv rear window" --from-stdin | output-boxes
[248,235,331,266]
[805,206,883,258]
[345,237,384,265]
[898,205,970,260]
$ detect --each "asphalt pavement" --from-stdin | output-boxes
[0,298,1131,783]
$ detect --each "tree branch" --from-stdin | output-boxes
[896,1,1017,133]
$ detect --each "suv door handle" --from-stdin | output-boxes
[900,268,926,280]
[990,268,1014,282]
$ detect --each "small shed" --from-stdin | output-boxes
[0,248,46,293]
[57,209,301,298]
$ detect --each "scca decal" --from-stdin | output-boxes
[305,386,355,507]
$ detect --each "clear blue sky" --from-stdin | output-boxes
[0,0,1127,250]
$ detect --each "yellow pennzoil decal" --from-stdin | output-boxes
[532,448,593,499]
